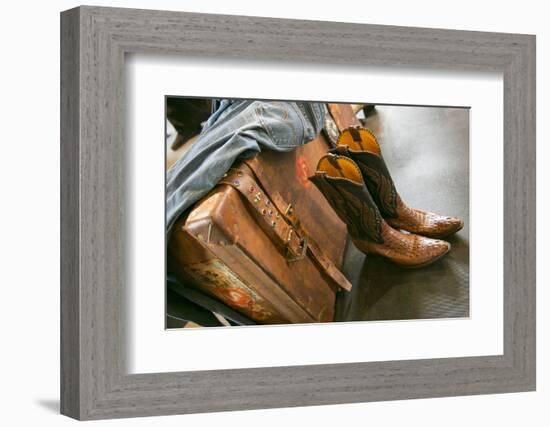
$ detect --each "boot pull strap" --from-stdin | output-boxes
[326,153,346,178]
[348,127,366,150]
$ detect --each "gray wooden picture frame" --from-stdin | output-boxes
[60,5,536,420]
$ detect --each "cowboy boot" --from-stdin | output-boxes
[309,154,450,268]
[331,126,464,239]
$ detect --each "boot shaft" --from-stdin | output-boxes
[309,154,384,244]
[330,127,399,219]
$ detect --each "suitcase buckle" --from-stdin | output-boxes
[283,203,299,226]
[285,229,308,262]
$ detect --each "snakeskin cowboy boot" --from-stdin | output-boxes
[330,126,464,239]
[309,154,450,268]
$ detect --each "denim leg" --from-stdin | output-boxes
[166,100,325,231]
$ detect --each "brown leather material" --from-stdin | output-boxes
[387,199,464,239]
[331,144,399,218]
[219,165,306,261]
[309,154,451,268]
[333,126,464,239]
[352,228,450,269]
[169,183,337,324]
[328,104,362,132]
[219,164,352,291]
[168,198,315,324]
[309,166,384,244]
[240,163,352,292]
[168,104,360,325]
[323,103,361,147]
[243,137,348,268]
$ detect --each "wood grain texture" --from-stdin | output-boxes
[60,7,81,419]
[60,6,536,420]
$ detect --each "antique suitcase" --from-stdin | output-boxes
[168,104,361,324]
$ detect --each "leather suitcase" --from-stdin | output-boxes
[167,103,360,324]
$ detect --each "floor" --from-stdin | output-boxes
[335,105,470,321]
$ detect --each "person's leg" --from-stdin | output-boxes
[166,100,324,232]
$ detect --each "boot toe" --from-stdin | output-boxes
[435,239,452,257]
[407,236,451,268]
[439,217,463,238]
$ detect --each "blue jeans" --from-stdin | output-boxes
[166,100,326,231]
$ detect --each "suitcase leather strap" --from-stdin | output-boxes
[269,193,353,293]
[220,165,352,292]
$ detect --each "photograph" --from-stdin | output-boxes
[165,98,469,328]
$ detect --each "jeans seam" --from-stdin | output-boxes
[256,103,297,146]
[293,102,312,143]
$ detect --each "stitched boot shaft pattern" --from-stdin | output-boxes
[331,144,399,219]
[309,169,384,244]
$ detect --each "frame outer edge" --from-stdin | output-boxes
[60,6,81,420]
[60,6,537,420]
[502,34,536,391]
[519,34,536,389]
[527,35,536,390]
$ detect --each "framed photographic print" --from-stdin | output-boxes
[60,5,536,420]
